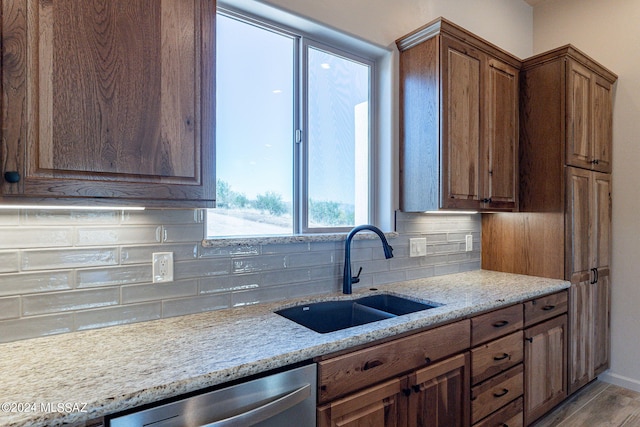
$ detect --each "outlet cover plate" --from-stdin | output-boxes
[409,238,427,257]
[153,252,174,283]
[465,235,473,252]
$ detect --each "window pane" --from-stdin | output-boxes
[307,47,370,229]
[208,14,294,237]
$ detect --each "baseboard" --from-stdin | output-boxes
[598,370,640,393]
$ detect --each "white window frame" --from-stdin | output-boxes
[209,1,392,240]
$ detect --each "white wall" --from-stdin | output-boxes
[533,0,640,391]
[261,0,533,58]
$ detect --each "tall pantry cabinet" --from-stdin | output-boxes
[482,45,617,396]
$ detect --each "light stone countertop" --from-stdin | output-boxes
[0,270,569,427]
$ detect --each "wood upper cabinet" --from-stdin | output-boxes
[397,18,520,212]
[567,59,614,173]
[485,58,519,208]
[1,0,215,206]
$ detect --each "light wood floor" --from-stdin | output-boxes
[533,380,640,426]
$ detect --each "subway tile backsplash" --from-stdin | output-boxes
[0,209,480,343]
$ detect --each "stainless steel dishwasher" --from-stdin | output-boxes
[108,364,316,427]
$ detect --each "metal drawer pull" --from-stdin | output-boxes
[493,388,509,398]
[363,360,383,370]
[493,353,510,361]
[542,305,556,311]
[492,320,509,328]
[200,383,311,427]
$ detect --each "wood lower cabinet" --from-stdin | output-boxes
[317,320,471,427]
[408,353,470,427]
[318,354,470,427]
[318,292,569,427]
[317,378,404,427]
[396,17,519,212]
[470,305,524,426]
[524,314,567,425]
[1,0,215,206]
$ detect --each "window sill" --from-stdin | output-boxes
[201,231,398,248]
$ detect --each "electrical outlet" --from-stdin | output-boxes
[153,252,174,283]
[465,235,473,252]
[409,238,427,257]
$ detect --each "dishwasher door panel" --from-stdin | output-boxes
[109,364,317,427]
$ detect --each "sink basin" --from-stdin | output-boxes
[275,294,439,333]
[355,294,438,316]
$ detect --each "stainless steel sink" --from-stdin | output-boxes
[275,294,439,333]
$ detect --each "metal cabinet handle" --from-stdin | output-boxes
[493,353,510,361]
[493,388,509,398]
[200,383,310,427]
[542,305,556,311]
[492,320,509,328]
[363,359,383,370]
[3,171,20,183]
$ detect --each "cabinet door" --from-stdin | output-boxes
[1,0,215,205]
[524,315,567,425]
[484,58,518,210]
[593,172,612,374]
[593,272,610,375]
[565,167,592,280]
[317,378,404,427]
[592,77,613,172]
[568,279,593,394]
[566,59,593,171]
[441,36,482,210]
[566,59,613,173]
[567,168,611,392]
[408,353,470,427]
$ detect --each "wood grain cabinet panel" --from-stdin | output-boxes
[471,304,523,347]
[396,17,520,212]
[317,378,404,427]
[318,323,471,427]
[1,0,215,206]
[471,331,523,385]
[524,290,568,328]
[471,364,523,424]
[318,320,470,404]
[524,315,567,425]
[566,59,614,173]
[567,168,611,392]
[473,397,523,427]
[408,353,470,427]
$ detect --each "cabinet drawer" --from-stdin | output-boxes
[318,320,470,403]
[473,397,523,427]
[472,304,523,346]
[471,331,523,385]
[524,291,568,327]
[471,364,524,423]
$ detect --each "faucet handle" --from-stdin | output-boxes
[352,267,363,284]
